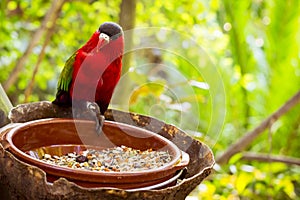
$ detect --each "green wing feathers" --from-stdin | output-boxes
[57,52,77,92]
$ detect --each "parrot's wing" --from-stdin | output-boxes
[57,52,77,92]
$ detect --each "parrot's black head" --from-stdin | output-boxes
[98,22,123,40]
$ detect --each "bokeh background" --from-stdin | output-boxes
[1,0,300,199]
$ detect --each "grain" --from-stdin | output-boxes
[40,145,172,172]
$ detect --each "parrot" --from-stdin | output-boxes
[52,22,124,134]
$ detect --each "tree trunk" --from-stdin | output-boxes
[119,0,136,74]
[113,0,137,109]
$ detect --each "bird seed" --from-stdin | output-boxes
[40,145,172,172]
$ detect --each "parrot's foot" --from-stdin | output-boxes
[86,102,105,135]
[71,100,105,135]
[95,115,105,135]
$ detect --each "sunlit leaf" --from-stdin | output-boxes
[228,153,243,165]
[129,82,165,105]
[189,80,210,90]
[235,172,253,193]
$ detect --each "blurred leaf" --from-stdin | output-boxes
[129,82,165,104]
[228,153,243,165]
[236,172,253,194]
[189,80,210,90]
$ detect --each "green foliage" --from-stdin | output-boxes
[1,0,300,199]
[196,162,300,200]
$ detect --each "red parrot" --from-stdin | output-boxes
[52,22,124,132]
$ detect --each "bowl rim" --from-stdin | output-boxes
[5,118,188,179]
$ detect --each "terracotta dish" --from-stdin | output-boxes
[3,118,189,189]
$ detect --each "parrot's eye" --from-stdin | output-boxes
[99,33,110,41]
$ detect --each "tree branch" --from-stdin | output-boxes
[4,0,66,91]
[23,1,64,102]
[242,152,300,166]
[217,90,300,164]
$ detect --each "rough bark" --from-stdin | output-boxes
[8,101,99,123]
[1,102,214,199]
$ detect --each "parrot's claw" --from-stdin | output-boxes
[87,102,105,135]
[95,115,105,135]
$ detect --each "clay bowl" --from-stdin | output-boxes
[3,118,189,189]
